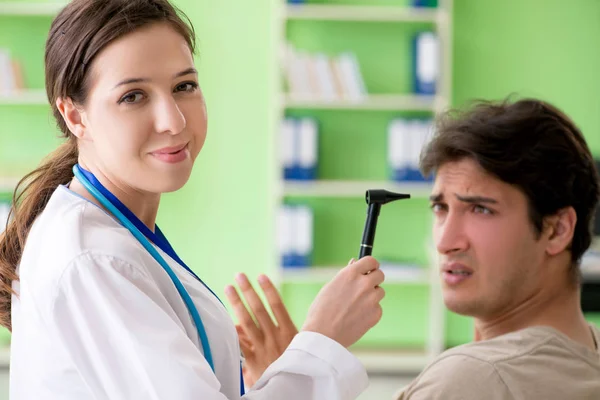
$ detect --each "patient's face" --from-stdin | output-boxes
[430,158,547,319]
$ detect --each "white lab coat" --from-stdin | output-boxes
[10,185,368,399]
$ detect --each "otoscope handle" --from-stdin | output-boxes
[358,189,410,259]
[359,203,381,259]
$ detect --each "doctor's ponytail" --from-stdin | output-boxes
[0,0,196,329]
[0,142,78,329]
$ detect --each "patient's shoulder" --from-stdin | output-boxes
[395,327,573,400]
[395,353,512,400]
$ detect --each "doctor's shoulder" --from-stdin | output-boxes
[18,185,156,299]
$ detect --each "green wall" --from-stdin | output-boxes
[453,0,600,152]
[0,0,599,347]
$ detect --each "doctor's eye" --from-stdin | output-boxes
[174,81,199,93]
[118,91,145,105]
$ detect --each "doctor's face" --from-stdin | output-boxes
[430,158,548,320]
[76,22,206,193]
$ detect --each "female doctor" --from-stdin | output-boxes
[0,0,386,399]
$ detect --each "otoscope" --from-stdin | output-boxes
[359,189,410,259]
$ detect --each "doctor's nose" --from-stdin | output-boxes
[435,213,469,256]
[155,96,186,135]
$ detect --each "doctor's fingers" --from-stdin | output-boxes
[349,256,380,275]
[372,286,386,303]
[256,274,297,334]
[364,268,385,288]
[235,325,255,354]
[225,284,263,343]
[234,273,278,337]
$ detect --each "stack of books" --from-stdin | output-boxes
[0,48,25,95]
[282,43,367,102]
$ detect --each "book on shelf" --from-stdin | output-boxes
[388,117,435,182]
[282,42,366,102]
[0,48,26,95]
[281,117,319,181]
[412,0,439,8]
[413,32,439,95]
[278,204,314,268]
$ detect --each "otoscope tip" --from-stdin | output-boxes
[365,189,411,205]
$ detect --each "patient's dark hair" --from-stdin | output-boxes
[421,98,600,282]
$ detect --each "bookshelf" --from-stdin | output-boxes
[0,2,64,352]
[282,180,433,198]
[0,178,20,194]
[0,89,48,106]
[285,93,440,111]
[0,2,66,16]
[274,0,453,372]
[284,4,440,23]
[353,349,431,374]
[0,3,60,179]
[280,265,430,284]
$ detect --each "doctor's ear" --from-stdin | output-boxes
[544,207,577,256]
[56,97,89,140]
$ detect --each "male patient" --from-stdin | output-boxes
[225,98,600,399]
[395,98,600,399]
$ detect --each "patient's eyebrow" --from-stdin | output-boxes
[429,193,498,204]
[429,193,443,202]
[455,194,498,204]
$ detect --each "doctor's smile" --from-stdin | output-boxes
[150,142,191,164]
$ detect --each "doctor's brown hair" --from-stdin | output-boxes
[420,98,600,283]
[0,0,196,329]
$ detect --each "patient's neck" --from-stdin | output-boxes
[474,279,595,351]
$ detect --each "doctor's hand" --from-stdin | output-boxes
[225,273,298,388]
[302,256,385,348]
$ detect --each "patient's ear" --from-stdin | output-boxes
[56,97,90,140]
[544,207,577,256]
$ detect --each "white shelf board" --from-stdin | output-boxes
[580,250,600,282]
[0,347,7,367]
[282,180,434,198]
[351,349,431,374]
[0,90,48,106]
[281,266,430,285]
[0,2,65,16]
[0,177,20,193]
[582,269,600,283]
[284,94,438,111]
[0,347,9,368]
[285,4,440,23]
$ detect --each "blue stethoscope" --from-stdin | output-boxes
[72,164,245,396]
